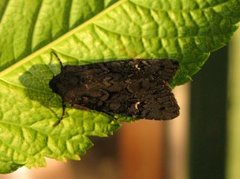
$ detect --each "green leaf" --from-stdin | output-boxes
[0,0,239,173]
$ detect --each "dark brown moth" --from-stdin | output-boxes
[49,52,180,122]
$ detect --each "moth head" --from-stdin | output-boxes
[49,72,81,98]
[49,76,61,94]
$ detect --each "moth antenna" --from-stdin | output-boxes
[50,50,64,70]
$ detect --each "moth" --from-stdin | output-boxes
[49,52,180,122]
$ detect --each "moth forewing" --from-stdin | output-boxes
[49,53,180,124]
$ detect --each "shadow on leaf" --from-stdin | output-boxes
[19,64,61,108]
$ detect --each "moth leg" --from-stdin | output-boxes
[53,101,66,126]
[72,104,116,120]
[98,110,118,120]
[50,50,64,70]
[72,104,91,110]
